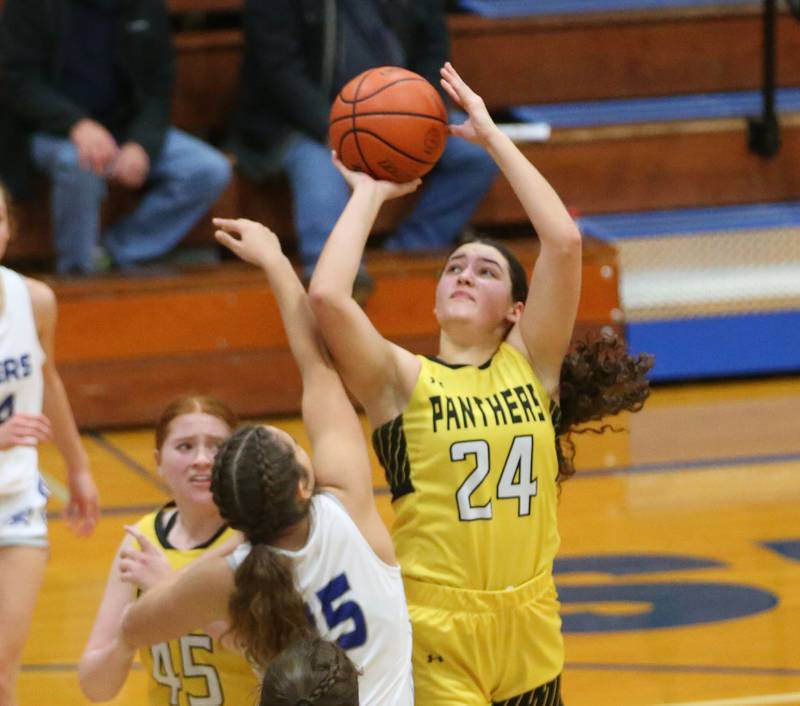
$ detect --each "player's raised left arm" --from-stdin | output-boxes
[440,63,582,396]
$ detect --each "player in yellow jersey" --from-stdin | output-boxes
[309,62,652,705]
[79,396,259,705]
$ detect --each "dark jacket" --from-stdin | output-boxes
[232,0,449,175]
[0,0,174,198]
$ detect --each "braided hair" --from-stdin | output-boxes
[260,638,359,706]
[211,425,315,668]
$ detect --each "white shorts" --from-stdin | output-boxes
[0,476,50,548]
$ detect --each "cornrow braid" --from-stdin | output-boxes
[260,638,359,706]
[212,426,309,543]
[308,658,343,700]
[211,424,314,668]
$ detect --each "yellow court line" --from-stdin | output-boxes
[655,692,800,706]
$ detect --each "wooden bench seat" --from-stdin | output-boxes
[49,236,621,428]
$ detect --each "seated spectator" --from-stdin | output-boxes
[229,0,498,297]
[0,0,231,276]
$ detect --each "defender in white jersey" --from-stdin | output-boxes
[228,491,411,705]
[122,219,413,706]
[0,183,99,706]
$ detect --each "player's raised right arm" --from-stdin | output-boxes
[308,158,421,427]
[214,218,395,562]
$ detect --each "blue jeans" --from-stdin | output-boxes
[282,119,498,275]
[31,128,231,273]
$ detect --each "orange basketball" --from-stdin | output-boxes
[328,66,449,183]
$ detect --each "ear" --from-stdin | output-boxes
[504,300,525,326]
[154,449,163,476]
[297,475,314,501]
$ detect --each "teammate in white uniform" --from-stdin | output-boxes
[0,182,99,705]
[121,219,413,706]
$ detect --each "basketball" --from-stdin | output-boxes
[328,66,449,183]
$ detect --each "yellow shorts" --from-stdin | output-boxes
[405,572,564,706]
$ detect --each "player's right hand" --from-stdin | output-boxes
[331,151,421,201]
[119,525,172,591]
[0,413,52,450]
[213,218,284,270]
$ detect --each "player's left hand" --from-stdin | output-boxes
[119,525,172,591]
[440,62,497,146]
[66,468,100,537]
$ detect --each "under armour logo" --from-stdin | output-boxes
[427,653,444,663]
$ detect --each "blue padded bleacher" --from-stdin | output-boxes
[578,202,800,381]
[579,202,800,241]
[509,89,800,130]
[457,0,758,18]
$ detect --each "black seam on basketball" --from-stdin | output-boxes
[336,129,436,166]
[337,77,427,104]
[353,72,380,178]
[329,111,447,126]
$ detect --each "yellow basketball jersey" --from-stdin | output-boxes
[135,505,259,706]
[373,343,562,590]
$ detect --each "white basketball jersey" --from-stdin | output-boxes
[0,267,45,494]
[229,492,414,706]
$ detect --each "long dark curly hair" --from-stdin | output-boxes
[211,425,315,668]
[453,236,654,483]
[260,638,359,706]
[556,333,654,482]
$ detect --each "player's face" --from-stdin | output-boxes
[265,425,315,499]
[0,193,9,261]
[156,412,231,505]
[434,242,518,333]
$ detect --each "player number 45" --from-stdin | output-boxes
[453,435,538,521]
[150,634,222,706]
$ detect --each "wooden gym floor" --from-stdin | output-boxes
[19,375,800,706]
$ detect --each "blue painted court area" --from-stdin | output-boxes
[576,201,800,241]
[509,89,800,129]
[457,0,757,18]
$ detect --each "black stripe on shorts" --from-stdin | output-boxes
[492,674,563,706]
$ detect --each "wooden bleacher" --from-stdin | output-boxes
[49,239,621,428]
[4,0,800,425]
